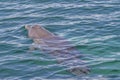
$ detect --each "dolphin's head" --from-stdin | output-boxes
[25,25,52,39]
[25,25,40,30]
[25,25,42,39]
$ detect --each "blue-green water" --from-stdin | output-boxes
[0,0,120,80]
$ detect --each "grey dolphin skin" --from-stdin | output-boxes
[25,25,90,75]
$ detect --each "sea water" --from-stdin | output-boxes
[0,0,120,80]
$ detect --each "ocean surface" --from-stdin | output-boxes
[0,0,120,80]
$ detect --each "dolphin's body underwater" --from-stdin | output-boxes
[25,25,90,75]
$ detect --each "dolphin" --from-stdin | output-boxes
[25,25,90,75]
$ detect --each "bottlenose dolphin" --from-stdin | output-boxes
[25,25,90,75]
